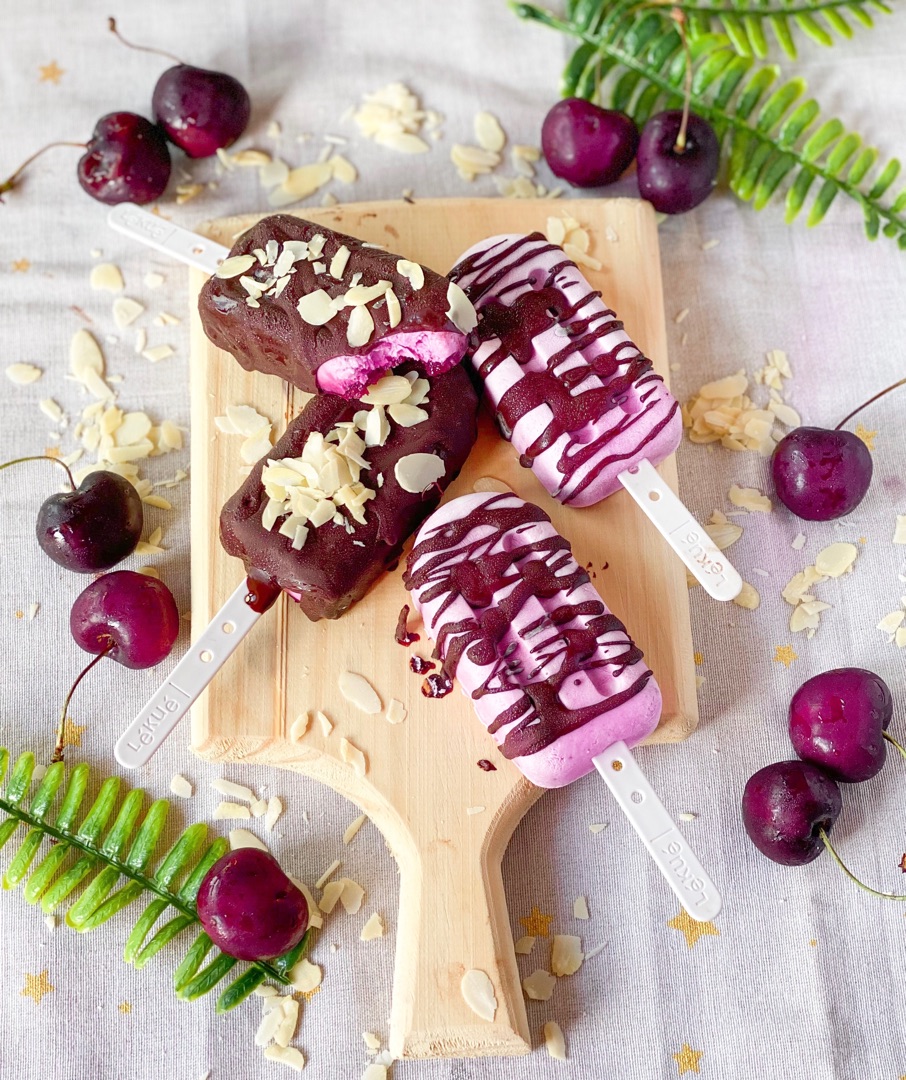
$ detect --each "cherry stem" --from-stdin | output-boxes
[835,377,906,431]
[883,731,906,761]
[0,143,87,197]
[818,828,906,901]
[0,454,76,491]
[671,7,693,155]
[51,641,115,764]
[107,17,184,66]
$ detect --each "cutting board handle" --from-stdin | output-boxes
[387,791,535,1060]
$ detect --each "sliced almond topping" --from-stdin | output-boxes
[543,1020,567,1061]
[361,375,413,406]
[263,1045,305,1071]
[589,822,608,834]
[90,262,125,292]
[214,801,252,820]
[5,363,42,385]
[70,329,105,379]
[877,611,905,634]
[330,154,358,184]
[339,737,368,776]
[343,813,367,845]
[39,398,64,422]
[522,968,556,1001]
[347,304,375,347]
[573,896,589,920]
[169,774,193,798]
[815,542,858,578]
[339,671,382,714]
[142,345,174,364]
[290,712,310,741]
[315,859,342,889]
[340,877,365,914]
[317,710,333,736]
[396,259,425,290]
[274,997,299,1048]
[728,484,773,513]
[264,797,283,831]
[386,699,406,725]
[319,879,345,915]
[445,280,477,333]
[733,582,761,610]
[361,1065,388,1080]
[329,244,351,279]
[374,131,429,154]
[362,1032,381,1050]
[388,403,428,427]
[250,798,267,818]
[894,515,906,545]
[395,452,445,493]
[385,287,401,328]
[281,161,333,199]
[255,1003,284,1046]
[297,288,337,326]
[551,934,584,976]
[113,297,145,328]
[461,969,497,1022]
[229,828,268,852]
[216,254,257,279]
[474,111,506,153]
[212,778,257,803]
[360,912,385,941]
[514,935,536,954]
[289,958,322,993]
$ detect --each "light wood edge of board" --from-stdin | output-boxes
[190,197,698,746]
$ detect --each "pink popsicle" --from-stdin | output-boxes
[403,491,662,788]
[449,233,682,507]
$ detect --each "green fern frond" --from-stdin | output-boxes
[512,4,906,248]
[0,750,314,1014]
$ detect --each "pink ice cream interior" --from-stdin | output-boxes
[315,329,467,397]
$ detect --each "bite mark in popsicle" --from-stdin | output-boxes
[449,232,681,507]
[404,491,662,787]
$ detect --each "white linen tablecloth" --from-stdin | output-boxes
[1,2,905,1077]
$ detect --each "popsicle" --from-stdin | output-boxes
[198,213,477,398]
[404,491,721,920]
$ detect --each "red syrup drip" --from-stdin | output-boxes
[244,575,282,614]
[403,494,651,759]
[410,655,435,675]
[395,604,420,646]
[451,233,679,503]
[477,759,497,772]
[422,672,454,698]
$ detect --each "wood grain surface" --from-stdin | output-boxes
[187,198,697,1059]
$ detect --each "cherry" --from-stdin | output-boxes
[197,848,309,962]
[77,112,172,205]
[109,19,251,159]
[771,379,904,521]
[37,470,143,573]
[741,760,842,866]
[789,668,894,784]
[636,110,719,214]
[70,570,179,670]
[540,98,639,188]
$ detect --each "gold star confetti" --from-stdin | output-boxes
[150,205,172,220]
[21,970,55,1005]
[809,939,817,948]
[11,259,31,273]
[62,718,86,749]
[14,610,24,619]
[693,652,703,666]
[118,1001,132,1014]
[854,423,877,451]
[43,446,61,459]
[294,986,321,1003]
[668,909,720,949]
[858,537,867,545]
[773,644,798,668]
[519,905,554,938]
[673,1044,703,1075]
[38,61,64,84]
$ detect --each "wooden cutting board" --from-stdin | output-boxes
[188,198,697,1060]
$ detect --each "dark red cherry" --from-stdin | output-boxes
[153,66,251,158]
[541,98,639,188]
[36,470,143,573]
[70,570,179,669]
[197,848,309,962]
[772,427,872,521]
[77,112,171,205]
[741,760,842,866]
[636,109,719,214]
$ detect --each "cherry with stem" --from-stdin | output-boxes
[1,144,87,201]
[51,642,114,764]
[818,829,906,902]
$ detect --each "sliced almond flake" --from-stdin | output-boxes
[216,254,257,280]
[289,875,323,930]
[212,778,257,803]
[315,859,342,890]
[241,434,273,465]
[790,604,821,634]
[290,712,310,741]
[344,813,367,845]
[733,582,761,610]
[551,934,584,976]
[112,297,144,328]
[330,154,358,184]
[263,1045,305,1072]
[214,801,252,820]
[376,130,430,153]
[543,1020,567,1061]
[229,828,268,852]
[792,533,807,551]
[545,216,567,246]
[728,484,773,513]
[143,345,174,363]
[274,997,299,1049]
[466,805,485,816]
[396,259,425,290]
[254,985,280,998]
[815,542,858,578]
[27,602,39,620]
[445,280,477,333]
[514,935,536,955]
[461,969,497,1022]
[319,879,345,914]
[38,397,64,422]
[255,1004,284,1047]
[289,957,322,994]
[6,363,42,385]
[250,798,267,818]
[800,599,832,616]
[263,799,280,829]
[146,525,162,547]
[339,671,382,714]
[340,877,366,914]
[362,1066,388,1080]
[361,912,385,941]
[339,737,368,777]
[169,774,193,798]
[385,699,406,725]
[387,403,428,427]
[329,245,351,280]
[573,896,589,920]
[395,452,445,493]
[522,969,557,1001]
[317,710,333,736]
[361,375,413,406]
[474,110,506,153]
[589,822,608,834]
[346,304,375,348]
[877,611,905,634]
[297,288,337,326]
[115,411,153,447]
[282,161,333,199]
[363,1032,381,1050]
[896,626,906,648]
[893,515,906,545]
[90,263,124,292]
[563,242,602,271]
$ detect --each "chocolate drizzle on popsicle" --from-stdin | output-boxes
[450,233,679,504]
[404,494,652,759]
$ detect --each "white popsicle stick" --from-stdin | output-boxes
[107,203,229,275]
[115,582,265,769]
[618,459,742,602]
[593,741,722,922]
